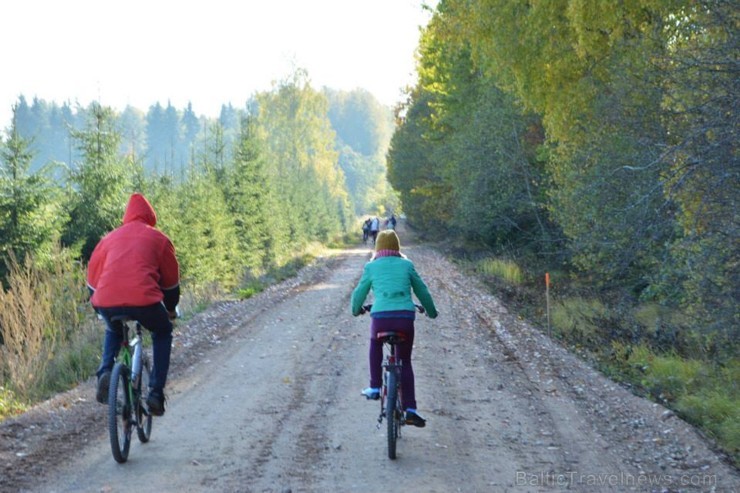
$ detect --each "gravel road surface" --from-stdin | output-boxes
[2,224,738,492]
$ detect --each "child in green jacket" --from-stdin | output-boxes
[351,229,438,427]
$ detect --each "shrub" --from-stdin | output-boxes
[677,391,740,462]
[551,297,607,346]
[0,247,95,404]
[617,344,739,465]
[0,386,27,419]
[643,353,705,402]
[477,258,523,285]
[237,283,264,300]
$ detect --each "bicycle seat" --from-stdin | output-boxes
[376,331,406,343]
[110,315,134,323]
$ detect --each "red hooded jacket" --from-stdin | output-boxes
[87,193,180,308]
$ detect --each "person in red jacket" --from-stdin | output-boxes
[87,193,180,416]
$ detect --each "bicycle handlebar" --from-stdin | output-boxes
[360,304,426,315]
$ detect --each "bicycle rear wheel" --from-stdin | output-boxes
[386,370,400,459]
[108,363,132,463]
[136,354,153,443]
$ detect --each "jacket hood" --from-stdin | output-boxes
[122,193,157,227]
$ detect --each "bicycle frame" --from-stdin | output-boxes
[116,322,143,405]
[118,328,134,400]
[359,303,424,460]
[127,326,144,402]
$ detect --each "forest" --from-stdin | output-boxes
[386,0,737,457]
[0,0,737,462]
[1,73,396,276]
[0,70,396,414]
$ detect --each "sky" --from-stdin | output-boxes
[0,0,436,129]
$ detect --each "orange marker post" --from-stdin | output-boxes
[545,273,551,337]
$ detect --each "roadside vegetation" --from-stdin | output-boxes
[388,0,737,467]
[0,72,396,421]
[449,247,739,467]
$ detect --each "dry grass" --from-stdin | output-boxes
[0,254,58,401]
[0,247,96,413]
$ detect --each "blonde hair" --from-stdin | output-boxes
[375,230,400,251]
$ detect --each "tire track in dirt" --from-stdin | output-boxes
[190,254,367,493]
[429,265,629,490]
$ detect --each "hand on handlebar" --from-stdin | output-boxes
[358,304,429,316]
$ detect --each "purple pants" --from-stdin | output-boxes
[369,317,416,410]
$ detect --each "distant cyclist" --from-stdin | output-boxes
[369,216,380,244]
[87,193,180,417]
[362,218,371,243]
[350,229,438,427]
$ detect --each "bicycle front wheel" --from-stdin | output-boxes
[136,353,153,443]
[386,370,400,459]
[108,363,132,463]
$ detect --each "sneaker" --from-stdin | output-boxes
[361,387,380,400]
[96,371,111,404]
[405,410,426,428]
[146,390,166,416]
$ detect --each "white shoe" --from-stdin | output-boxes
[361,387,380,400]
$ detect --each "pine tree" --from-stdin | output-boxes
[0,106,62,280]
[224,115,279,273]
[62,104,132,260]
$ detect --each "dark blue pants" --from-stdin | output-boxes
[95,303,173,393]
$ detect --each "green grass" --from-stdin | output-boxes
[476,258,524,285]
[609,342,740,465]
[237,283,264,300]
[623,345,705,400]
[0,386,27,419]
[678,391,740,456]
[551,297,607,346]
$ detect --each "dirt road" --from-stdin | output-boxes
[2,224,738,492]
